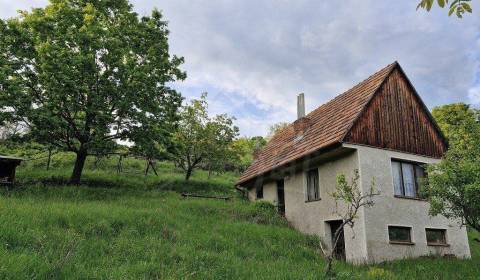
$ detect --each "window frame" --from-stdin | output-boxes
[425,228,448,246]
[391,159,426,200]
[388,225,414,245]
[305,168,320,202]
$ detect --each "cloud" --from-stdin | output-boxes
[2,0,480,136]
[468,86,480,105]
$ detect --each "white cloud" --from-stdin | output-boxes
[2,0,479,136]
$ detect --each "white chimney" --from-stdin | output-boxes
[297,93,305,119]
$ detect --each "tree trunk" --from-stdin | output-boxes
[116,155,123,174]
[324,224,345,277]
[150,161,158,176]
[69,148,88,185]
[144,159,150,176]
[46,148,52,170]
[185,167,193,181]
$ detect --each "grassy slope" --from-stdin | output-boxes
[0,155,478,279]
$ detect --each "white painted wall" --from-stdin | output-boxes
[347,143,471,263]
[248,181,277,202]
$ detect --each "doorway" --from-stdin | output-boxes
[276,179,285,215]
[327,220,346,261]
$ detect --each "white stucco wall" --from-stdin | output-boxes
[347,144,471,263]
[282,151,368,263]
[248,181,277,202]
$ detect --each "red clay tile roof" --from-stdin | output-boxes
[237,62,398,185]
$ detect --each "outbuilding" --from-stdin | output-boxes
[0,156,23,185]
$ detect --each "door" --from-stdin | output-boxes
[328,220,346,261]
[276,179,285,215]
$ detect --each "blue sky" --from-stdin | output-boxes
[1,0,479,137]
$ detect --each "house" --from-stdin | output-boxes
[0,155,22,185]
[236,62,471,264]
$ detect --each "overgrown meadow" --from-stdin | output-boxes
[0,152,478,279]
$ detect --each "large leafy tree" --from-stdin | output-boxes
[0,0,185,183]
[172,94,238,180]
[425,103,480,232]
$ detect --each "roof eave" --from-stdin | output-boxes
[236,141,343,187]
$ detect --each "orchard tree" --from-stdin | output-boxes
[424,103,480,232]
[230,136,266,172]
[130,123,172,176]
[203,114,239,178]
[0,0,185,183]
[173,93,238,180]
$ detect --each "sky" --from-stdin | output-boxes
[1,1,479,137]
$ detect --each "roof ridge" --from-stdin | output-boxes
[304,61,397,120]
[267,62,397,143]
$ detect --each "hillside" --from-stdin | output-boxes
[0,155,478,279]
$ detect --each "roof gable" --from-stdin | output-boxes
[237,62,398,185]
[344,66,447,157]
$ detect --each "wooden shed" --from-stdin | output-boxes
[0,156,22,185]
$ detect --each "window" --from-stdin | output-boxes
[256,184,263,199]
[388,226,413,244]
[306,168,320,201]
[426,228,447,246]
[391,160,426,199]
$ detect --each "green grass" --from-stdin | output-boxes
[0,155,478,279]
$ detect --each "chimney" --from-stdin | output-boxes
[297,93,305,119]
[294,93,310,135]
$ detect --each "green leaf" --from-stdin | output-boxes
[461,3,472,13]
[448,6,456,16]
[426,0,434,11]
[437,0,446,8]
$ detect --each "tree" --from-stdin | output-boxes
[0,0,185,184]
[129,124,172,176]
[320,170,379,277]
[203,114,239,178]
[172,93,238,180]
[230,136,267,172]
[266,122,289,141]
[417,0,473,18]
[432,103,478,148]
[424,103,480,232]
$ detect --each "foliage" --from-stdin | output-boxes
[432,103,479,149]
[417,0,473,18]
[322,170,379,277]
[229,136,267,172]
[172,93,238,180]
[425,103,480,232]
[266,122,289,141]
[0,0,185,183]
[427,104,480,229]
[202,114,239,177]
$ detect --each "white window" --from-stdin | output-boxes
[391,160,426,198]
[306,168,320,201]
